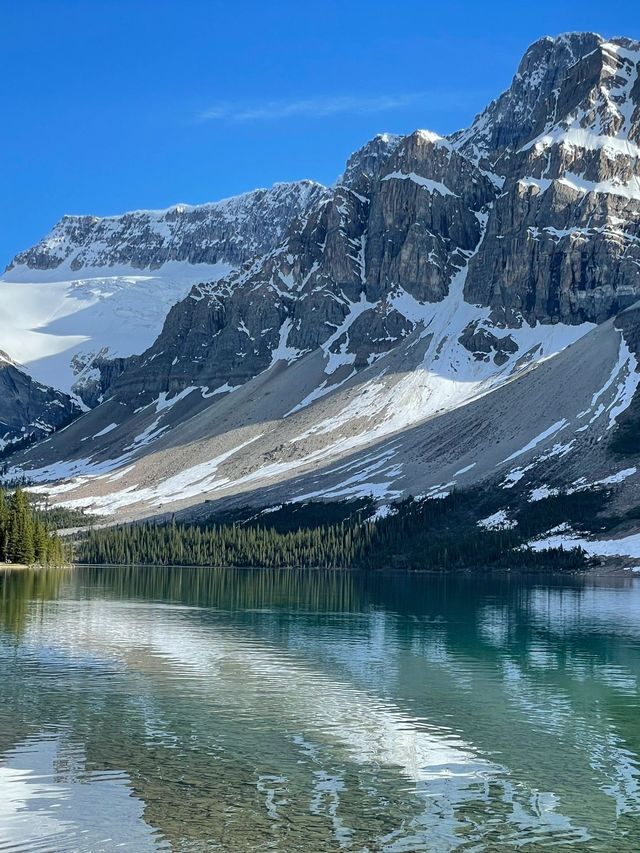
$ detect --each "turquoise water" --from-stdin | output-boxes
[0,566,639,851]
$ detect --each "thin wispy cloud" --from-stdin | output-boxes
[199,93,429,122]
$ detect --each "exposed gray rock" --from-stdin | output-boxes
[456,33,640,323]
[365,131,495,303]
[338,132,403,195]
[7,181,328,272]
[0,353,80,453]
[452,32,606,171]
[458,323,518,365]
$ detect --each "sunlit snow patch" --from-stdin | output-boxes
[478,510,518,530]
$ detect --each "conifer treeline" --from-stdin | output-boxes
[76,491,590,571]
[79,519,371,569]
[0,487,66,566]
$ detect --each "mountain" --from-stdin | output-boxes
[0,180,326,441]
[7,180,326,274]
[0,352,80,455]
[454,32,640,324]
[5,32,640,553]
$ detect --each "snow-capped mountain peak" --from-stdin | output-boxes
[0,179,328,425]
[4,32,640,528]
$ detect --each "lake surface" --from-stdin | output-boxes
[0,567,639,852]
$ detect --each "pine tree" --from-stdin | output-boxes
[9,489,36,564]
[33,520,49,565]
[0,489,8,561]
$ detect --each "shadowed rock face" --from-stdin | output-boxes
[452,32,607,168]
[338,132,403,195]
[459,34,640,324]
[365,132,495,303]
[0,354,80,452]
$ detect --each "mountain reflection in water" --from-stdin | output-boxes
[0,566,639,851]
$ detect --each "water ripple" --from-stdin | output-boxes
[0,567,638,851]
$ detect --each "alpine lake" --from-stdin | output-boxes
[1,565,639,852]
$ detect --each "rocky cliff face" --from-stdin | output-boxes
[7,180,328,273]
[0,353,80,454]
[105,33,640,408]
[457,33,640,323]
[338,132,402,194]
[106,127,498,405]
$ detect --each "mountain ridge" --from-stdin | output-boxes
[0,179,329,443]
[4,31,640,556]
[6,179,328,273]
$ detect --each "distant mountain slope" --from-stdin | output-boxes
[6,32,640,539]
[7,180,326,273]
[0,180,327,440]
[0,352,80,454]
[8,301,638,521]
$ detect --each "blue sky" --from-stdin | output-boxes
[2,0,638,265]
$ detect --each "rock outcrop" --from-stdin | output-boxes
[457,33,640,323]
[0,353,80,454]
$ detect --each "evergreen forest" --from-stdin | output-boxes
[0,487,67,566]
[75,488,608,571]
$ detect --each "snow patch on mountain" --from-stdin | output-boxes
[478,510,518,530]
[576,334,640,430]
[381,172,457,197]
[521,173,640,201]
[530,530,640,559]
[0,261,232,395]
[502,420,569,463]
[289,256,594,456]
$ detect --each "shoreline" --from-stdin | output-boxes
[0,563,72,572]
[4,556,638,578]
[71,560,640,578]
[0,563,39,572]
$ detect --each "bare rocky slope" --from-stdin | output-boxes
[5,32,640,554]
